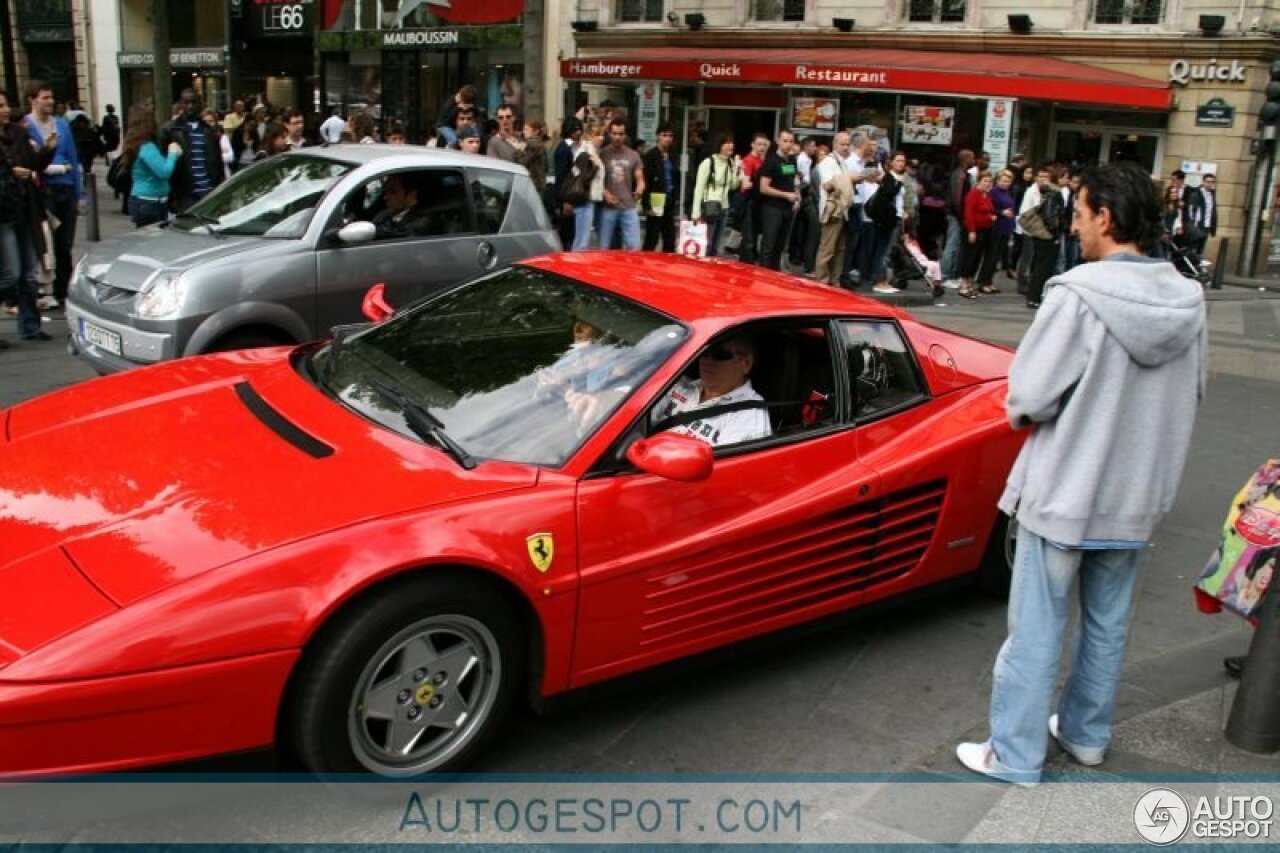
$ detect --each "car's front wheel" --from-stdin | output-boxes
[289,576,523,776]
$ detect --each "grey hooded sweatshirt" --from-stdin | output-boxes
[998,254,1207,546]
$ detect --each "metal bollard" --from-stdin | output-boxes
[1212,237,1228,289]
[84,172,101,242]
[1225,585,1280,753]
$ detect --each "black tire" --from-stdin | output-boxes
[206,330,285,353]
[976,513,1016,598]
[288,575,524,777]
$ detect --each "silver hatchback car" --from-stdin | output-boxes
[68,145,560,374]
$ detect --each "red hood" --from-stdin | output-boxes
[0,349,538,610]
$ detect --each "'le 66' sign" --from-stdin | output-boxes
[256,0,314,34]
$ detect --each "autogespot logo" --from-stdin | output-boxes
[1134,788,1190,845]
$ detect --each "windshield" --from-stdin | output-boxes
[311,266,686,467]
[171,154,352,238]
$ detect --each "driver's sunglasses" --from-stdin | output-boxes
[702,346,743,362]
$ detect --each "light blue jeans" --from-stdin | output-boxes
[597,205,642,251]
[988,526,1141,775]
[571,202,596,251]
[941,213,965,280]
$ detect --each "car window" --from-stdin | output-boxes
[313,266,687,468]
[470,170,513,235]
[839,320,927,417]
[646,321,837,452]
[342,168,475,241]
[173,154,352,238]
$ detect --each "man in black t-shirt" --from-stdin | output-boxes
[756,129,800,271]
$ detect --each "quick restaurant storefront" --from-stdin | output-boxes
[563,44,1280,270]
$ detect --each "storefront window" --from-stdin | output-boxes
[753,0,805,21]
[617,0,664,22]
[1094,0,1163,24]
[907,0,965,23]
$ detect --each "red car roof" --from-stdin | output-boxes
[521,252,902,326]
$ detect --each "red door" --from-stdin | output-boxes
[571,429,880,688]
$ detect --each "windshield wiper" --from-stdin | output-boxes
[176,210,224,238]
[322,323,365,387]
[369,379,476,470]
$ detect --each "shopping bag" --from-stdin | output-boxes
[1194,459,1280,622]
[678,220,709,259]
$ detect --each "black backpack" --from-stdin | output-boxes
[865,176,902,226]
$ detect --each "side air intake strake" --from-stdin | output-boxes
[639,480,947,647]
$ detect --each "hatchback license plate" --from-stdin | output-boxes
[81,320,122,357]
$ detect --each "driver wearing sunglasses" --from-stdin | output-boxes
[653,336,771,447]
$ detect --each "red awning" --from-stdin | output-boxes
[562,47,1171,110]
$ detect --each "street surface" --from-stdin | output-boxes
[4,204,1279,841]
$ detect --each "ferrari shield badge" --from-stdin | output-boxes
[526,533,554,573]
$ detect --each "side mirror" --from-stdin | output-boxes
[625,433,714,482]
[361,282,395,322]
[336,221,377,245]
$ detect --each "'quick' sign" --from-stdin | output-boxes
[1169,59,1247,86]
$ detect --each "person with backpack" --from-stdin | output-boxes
[861,150,908,294]
[691,133,741,257]
[1020,165,1063,309]
[122,105,181,228]
[565,120,604,251]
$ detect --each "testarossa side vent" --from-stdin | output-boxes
[233,381,334,459]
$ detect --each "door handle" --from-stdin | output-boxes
[477,241,497,269]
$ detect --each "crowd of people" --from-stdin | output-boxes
[0,81,1219,352]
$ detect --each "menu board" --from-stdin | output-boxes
[791,97,839,133]
[901,105,954,146]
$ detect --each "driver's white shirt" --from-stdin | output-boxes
[657,379,771,447]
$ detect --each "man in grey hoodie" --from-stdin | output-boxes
[957,161,1207,786]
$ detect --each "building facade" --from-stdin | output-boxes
[565,0,1280,271]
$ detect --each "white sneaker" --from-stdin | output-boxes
[872,283,901,294]
[955,740,1039,787]
[942,278,961,290]
[1048,715,1105,766]
[36,295,58,310]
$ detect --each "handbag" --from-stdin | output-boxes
[107,154,132,196]
[1017,205,1052,241]
[0,152,22,224]
[1195,459,1280,623]
[701,200,723,220]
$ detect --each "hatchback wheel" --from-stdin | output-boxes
[289,576,523,776]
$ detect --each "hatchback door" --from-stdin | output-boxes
[313,167,487,329]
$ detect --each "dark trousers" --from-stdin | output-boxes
[1027,238,1058,304]
[734,196,760,264]
[963,228,998,285]
[859,221,897,283]
[0,220,41,337]
[129,197,169,228]
[841,205,864,280]
[789,194,819,271]
[643,209,676,252]
[44,185,77,303]
[757,202,793,271]
[557,204,575,250]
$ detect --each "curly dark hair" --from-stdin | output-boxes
[1077,161,1164,252]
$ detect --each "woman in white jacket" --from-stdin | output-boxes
[691,134,741,257]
